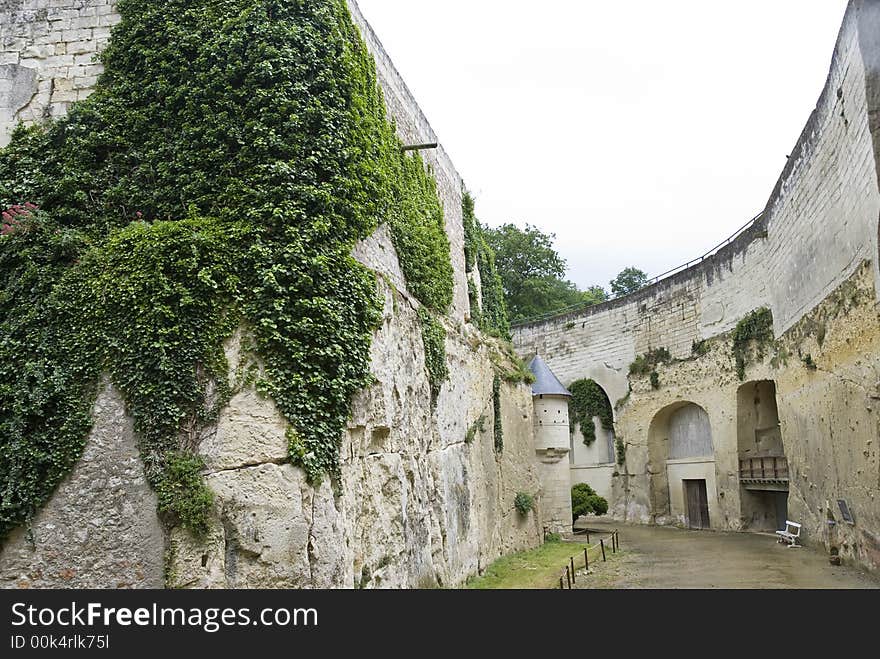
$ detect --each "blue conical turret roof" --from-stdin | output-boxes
[528,355,572,397]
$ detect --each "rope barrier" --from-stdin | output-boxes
[557,529,620,589]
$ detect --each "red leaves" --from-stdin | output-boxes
[1,202,38,236]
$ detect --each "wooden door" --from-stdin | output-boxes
[685,480,710,529]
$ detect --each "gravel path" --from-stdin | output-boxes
[573,520,879,589]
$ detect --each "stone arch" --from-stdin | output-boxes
[647,401,717,528]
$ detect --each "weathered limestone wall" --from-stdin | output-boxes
[167,278,541,589]
[0,382,164,588]
[0,0,118,146]
[514,0,880,572]
[0,0,543,588]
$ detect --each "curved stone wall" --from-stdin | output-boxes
[514,0,880,572]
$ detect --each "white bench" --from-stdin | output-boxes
[775,520,801,548]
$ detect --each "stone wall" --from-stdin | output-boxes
[0,0,118,146]
[514,0,880,572]
[0,382,164,588]
[0,0,544,588]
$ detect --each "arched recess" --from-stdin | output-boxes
[567,378,617,502]
[568,379,616,466]
[737,380,788,531]
[647,402,717,529]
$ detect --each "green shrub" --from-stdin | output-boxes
[629,347,672,376]
[732,308,774,380]
[571,483,608,522]
[514,492,534,516]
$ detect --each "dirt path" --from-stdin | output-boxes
[575,520,879,589]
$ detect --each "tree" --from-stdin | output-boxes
[610,266,650,298]
[482,223,611,322]
[483,223,581,322]
[581,285,608,306]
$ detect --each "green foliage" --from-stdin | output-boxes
[483,223,586,323]
[568,379,613,446]
[514,492,534,516]
[649,371,661,390]
[571,482,608,522]
[610,266,649,298]
[462,190,479,273]
[629,347,672,376]
[462,191,509,337]
[467,278,482,327]
[465,415,485,444]
[389,152,453,312]
[493,374,503,452]
[418,308,448,403]
[544,532,562,543]
[157,451,214,537]
[802,353,817,371]
[731,308,774,380]
[0,0,452,540]
[616,437,626,466]
[692,339,709,357]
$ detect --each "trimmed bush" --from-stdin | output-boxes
[571,483,608,522]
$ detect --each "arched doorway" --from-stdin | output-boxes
[648,402,717,529]
[737,380,788,531]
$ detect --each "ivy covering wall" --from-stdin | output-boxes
[0,0,454,541]
[462,190,509,338]
[568,379,613,446]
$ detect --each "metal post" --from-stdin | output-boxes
[600,539,606,562]
[586,532,590,544]
[560,576,564,590]
[570,557,576,583]
[612,531,617,553]
[615,531,620,550]
[566,565,571,589]
[584,547,589,571]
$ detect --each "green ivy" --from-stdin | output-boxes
[389,153,453,312]
[462,190,509,338]
[418,308,448,403]
[616,437,626,466]
[629,347,672,376]
[464,415,485,444]
[0,0,452,541]
[467,278,482,328]
[493,374,503,452]
[567,379,613,446]
[731,308,774,380]
[514,492,534,516]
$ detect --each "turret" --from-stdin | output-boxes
[529,356,573,536]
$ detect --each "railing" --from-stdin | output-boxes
[739,456,789,481]
[511,210,765,328]
[557,529,619,589]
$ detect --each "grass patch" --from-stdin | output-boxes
[466,539,589,589]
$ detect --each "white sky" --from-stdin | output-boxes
[356,0,851,291]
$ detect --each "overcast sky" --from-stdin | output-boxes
[356,0,851,291]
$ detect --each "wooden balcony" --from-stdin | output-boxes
[739,456,789,492]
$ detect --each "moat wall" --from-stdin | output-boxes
[0,0,544,589]
[514,0,880,573]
